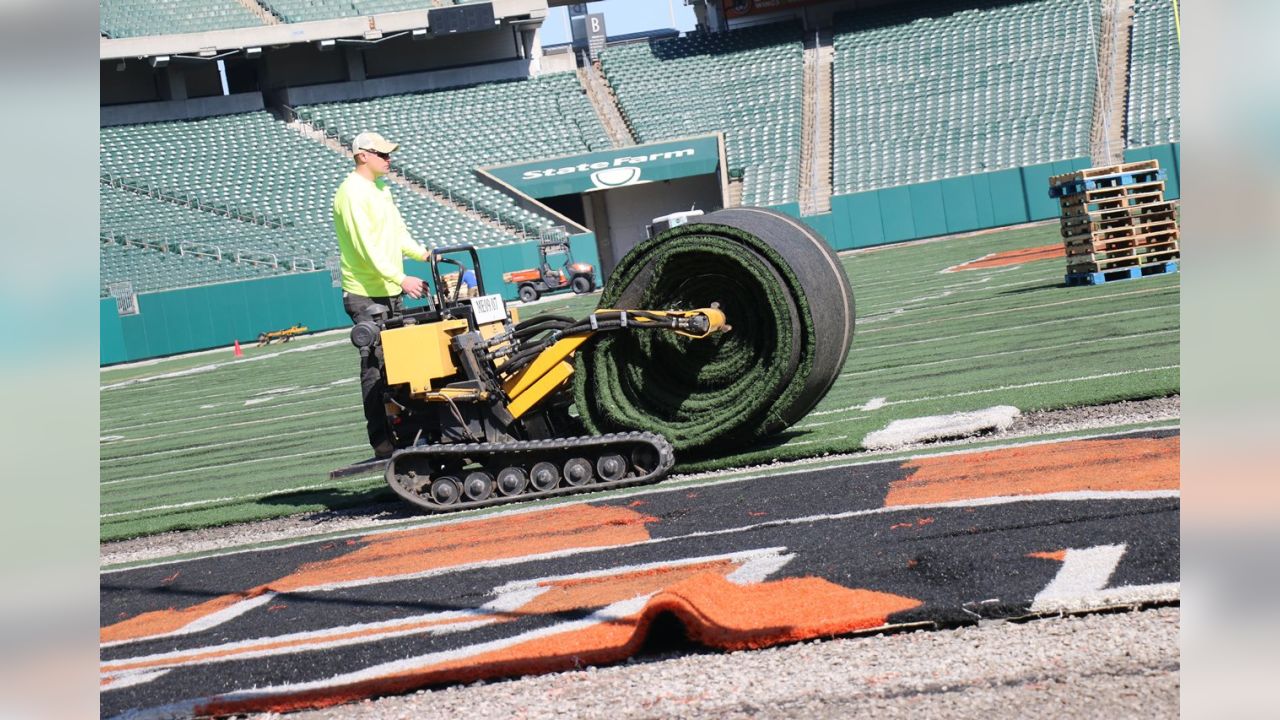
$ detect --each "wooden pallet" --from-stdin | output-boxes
[1058,180,1166,205]
[1062,219,1180,245]
[1066,246,1181,274]
[1049,169,1166,198]
[1064,231,1180,257]
[1065,259,1179,287]
[1059,201,1177,232]
[1059,185,1168,216]
[1065,240,1180,266]
[1048,159,1161,187]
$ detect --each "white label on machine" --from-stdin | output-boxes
[471,294,508,325]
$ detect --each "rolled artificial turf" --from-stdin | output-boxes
[573,208,856,455]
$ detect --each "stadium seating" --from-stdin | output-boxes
[255,0,491,24]
[598,23,805,207]
[297,72,612,235]
[257,0,357,23]
[100,110,522,294]
[99,0,266,39]
[100,239,288,297]
[831,0,1099,194]
[1126,0,1180,148]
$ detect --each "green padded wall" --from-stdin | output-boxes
[825,157,1093,249]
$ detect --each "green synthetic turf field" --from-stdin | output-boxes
[100,222,1179,540]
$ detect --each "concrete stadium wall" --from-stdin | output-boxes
[100,92,266,127]
[274,58,533,107]
[100,232,601,365]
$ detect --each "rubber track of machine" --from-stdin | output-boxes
[573,207,855,455]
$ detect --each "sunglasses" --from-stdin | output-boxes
[361,149,391,161]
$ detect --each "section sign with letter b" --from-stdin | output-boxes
[587,13,606,57]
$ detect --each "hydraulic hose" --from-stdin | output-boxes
[573,207,856,456]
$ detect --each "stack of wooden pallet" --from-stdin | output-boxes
[1049,160,1180,286]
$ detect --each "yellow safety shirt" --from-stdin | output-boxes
[333,172,429,297]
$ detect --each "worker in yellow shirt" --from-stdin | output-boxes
[333,131,431,458]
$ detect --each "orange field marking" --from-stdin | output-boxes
[885,435,1179,507]
[197,574,922,717]
[946,244,1064,272]
[1028,550,1068,562]
[101,505,656,645]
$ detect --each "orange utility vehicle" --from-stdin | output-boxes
[502,240,596,302]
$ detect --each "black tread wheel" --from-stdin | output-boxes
[571,275,593,294]
[518,284,539,303]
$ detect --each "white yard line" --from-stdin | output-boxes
[857,303,1178,352]
[100,421,355,465]
[103,392,344,433]
[859,285,1176,334]
[839,329,1178,379]
[101,445,368,486]
[101,407,352,445]
[810,366,1179,418]
[101,476,380,519]
[100,340,348,391]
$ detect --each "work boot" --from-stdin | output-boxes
[373,440,395,459]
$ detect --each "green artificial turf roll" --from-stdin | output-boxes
[573,208,856,455]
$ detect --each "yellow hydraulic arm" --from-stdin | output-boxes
[501,307,727,419]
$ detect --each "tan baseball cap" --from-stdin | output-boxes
[352,131,399,155]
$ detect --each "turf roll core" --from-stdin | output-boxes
[573,207,856,455]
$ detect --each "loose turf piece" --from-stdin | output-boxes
[573,208,856,455]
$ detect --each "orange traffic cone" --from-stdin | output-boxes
[233,339,243,358]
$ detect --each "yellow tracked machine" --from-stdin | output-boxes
[330,245,728,512]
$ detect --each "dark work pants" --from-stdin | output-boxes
[343,291,404,451]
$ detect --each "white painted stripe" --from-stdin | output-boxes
[104,392,343,433]
[787,434,849,447]
[100,340,348,391]
[181,593,277,634]
[190,595,659,713]
[859,286,1175,334]
[860,303,1178,352]
[100,476,379,519]
[102,549,792,659]
[839,329,1178,380]
[860,269,1050,308]
[101,445,367,486]
[102,611,495,665]
[862,397,887,411]
[100,421,355,465]
[100,669,172,692]
[102,594,279,650]
[102,407,350,446]
[1031,544,1180,612]
[1033,544,1126,604]
[103,425,1181,574]
[810,365,1179,418]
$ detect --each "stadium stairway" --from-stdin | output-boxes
[284,114,533,242]
[235,0,282,25]
[1091,0,1135,164]
[799,28,834,215]
[578,59,635,148]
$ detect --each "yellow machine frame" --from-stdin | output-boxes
[380,307,726,420]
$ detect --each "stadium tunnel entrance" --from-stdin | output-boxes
[479,133,728,278]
